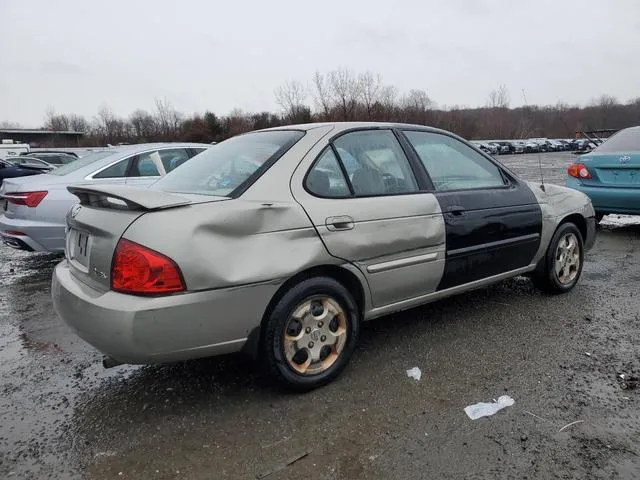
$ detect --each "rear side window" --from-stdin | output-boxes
[306,148,351,197]
[93,159,131,179]
[153,130,304,197]
[333,130,418,196]
[133,153,161,177]
[159,148,191,173]
[403,131,506,191]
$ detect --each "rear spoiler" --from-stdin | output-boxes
[68,185,192,211]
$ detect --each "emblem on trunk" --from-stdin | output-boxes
[70,204,81,218]
[619,155,631,163]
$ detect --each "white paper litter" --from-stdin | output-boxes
[406,367,422,381]
[464,395,515,420]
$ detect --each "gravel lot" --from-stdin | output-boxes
[1,152,639,479]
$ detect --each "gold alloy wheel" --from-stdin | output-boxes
[555,232,580,284]
[283,296,348,375]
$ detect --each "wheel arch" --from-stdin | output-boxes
[559,213,587,241]
[242,264,367,359]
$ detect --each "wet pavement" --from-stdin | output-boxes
[1,152,639,479]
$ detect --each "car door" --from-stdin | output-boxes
[125,148,192,186]
[291,128,446,307]
[401,130,543,290]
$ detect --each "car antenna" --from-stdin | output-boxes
[537,153,545,192]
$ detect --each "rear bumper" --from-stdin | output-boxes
[51,260,279,364]
[0,214,65,252]
[567,180,640,215]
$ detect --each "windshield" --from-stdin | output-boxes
[593,127,640,153]
[152,130,304,196]
[49,151,114,175]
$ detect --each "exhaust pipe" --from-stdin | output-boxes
[102,356,123,369]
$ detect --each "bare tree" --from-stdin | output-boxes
[311,71,332,120]
[93,105,129,144]
[379,85,399,114]
[0,121,22,128]
[487,84,510,108]
[44,106,70,131]
[68,114,89,132]
[130,109,157,140]
[359,71,383,119]
[274,80,307,121]
[154,97,182,138]
[328,68,361,120]
[400,89,433,124]
[402,89,433,111]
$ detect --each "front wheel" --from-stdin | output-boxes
[532,223,584,293]
[262,277,360,391]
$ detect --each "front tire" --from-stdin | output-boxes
[532,222,584,293]
[262,277,360,391]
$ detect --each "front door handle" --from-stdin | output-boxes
[326,215,354,231]
[445,205,465,216]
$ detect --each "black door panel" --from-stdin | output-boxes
[436,184,543,290]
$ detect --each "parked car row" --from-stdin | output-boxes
[471,138,602,155]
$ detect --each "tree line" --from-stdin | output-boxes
[18,68,640,146]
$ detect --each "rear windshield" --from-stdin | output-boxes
[594,127,640,153]
[152,130,304,196]
[49,151,115,175]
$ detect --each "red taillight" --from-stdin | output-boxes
[111,239,185,295]
[568,163,592,179]
[4,191,48,207]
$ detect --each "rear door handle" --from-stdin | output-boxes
[326,215,354,231]
[445,205,465,216]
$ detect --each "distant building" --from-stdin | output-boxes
[0,128,84,147]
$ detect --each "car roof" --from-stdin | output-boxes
[259,121,462,135]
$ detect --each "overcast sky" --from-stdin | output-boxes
[1,0,639,126]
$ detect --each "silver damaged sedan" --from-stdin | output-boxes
[52,123,597,390]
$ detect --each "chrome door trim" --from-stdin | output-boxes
[367,252,438,273]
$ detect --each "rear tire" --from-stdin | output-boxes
[532,222,584,294]
[262,277,360,391]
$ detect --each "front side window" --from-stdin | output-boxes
[333,130,418,196]
[403,131,506,191]
[153,130,304,196]
[306,147,350,197]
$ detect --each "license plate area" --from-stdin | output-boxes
[596,168,640,185]
[67,228,91,272]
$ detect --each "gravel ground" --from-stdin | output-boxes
[0,152,638,479]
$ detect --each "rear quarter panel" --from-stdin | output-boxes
[122,126,340,292]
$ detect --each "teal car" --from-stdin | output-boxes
[567,126,640,222]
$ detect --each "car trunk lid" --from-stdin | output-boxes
[581,153,640,187]
[65,185,227,291]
